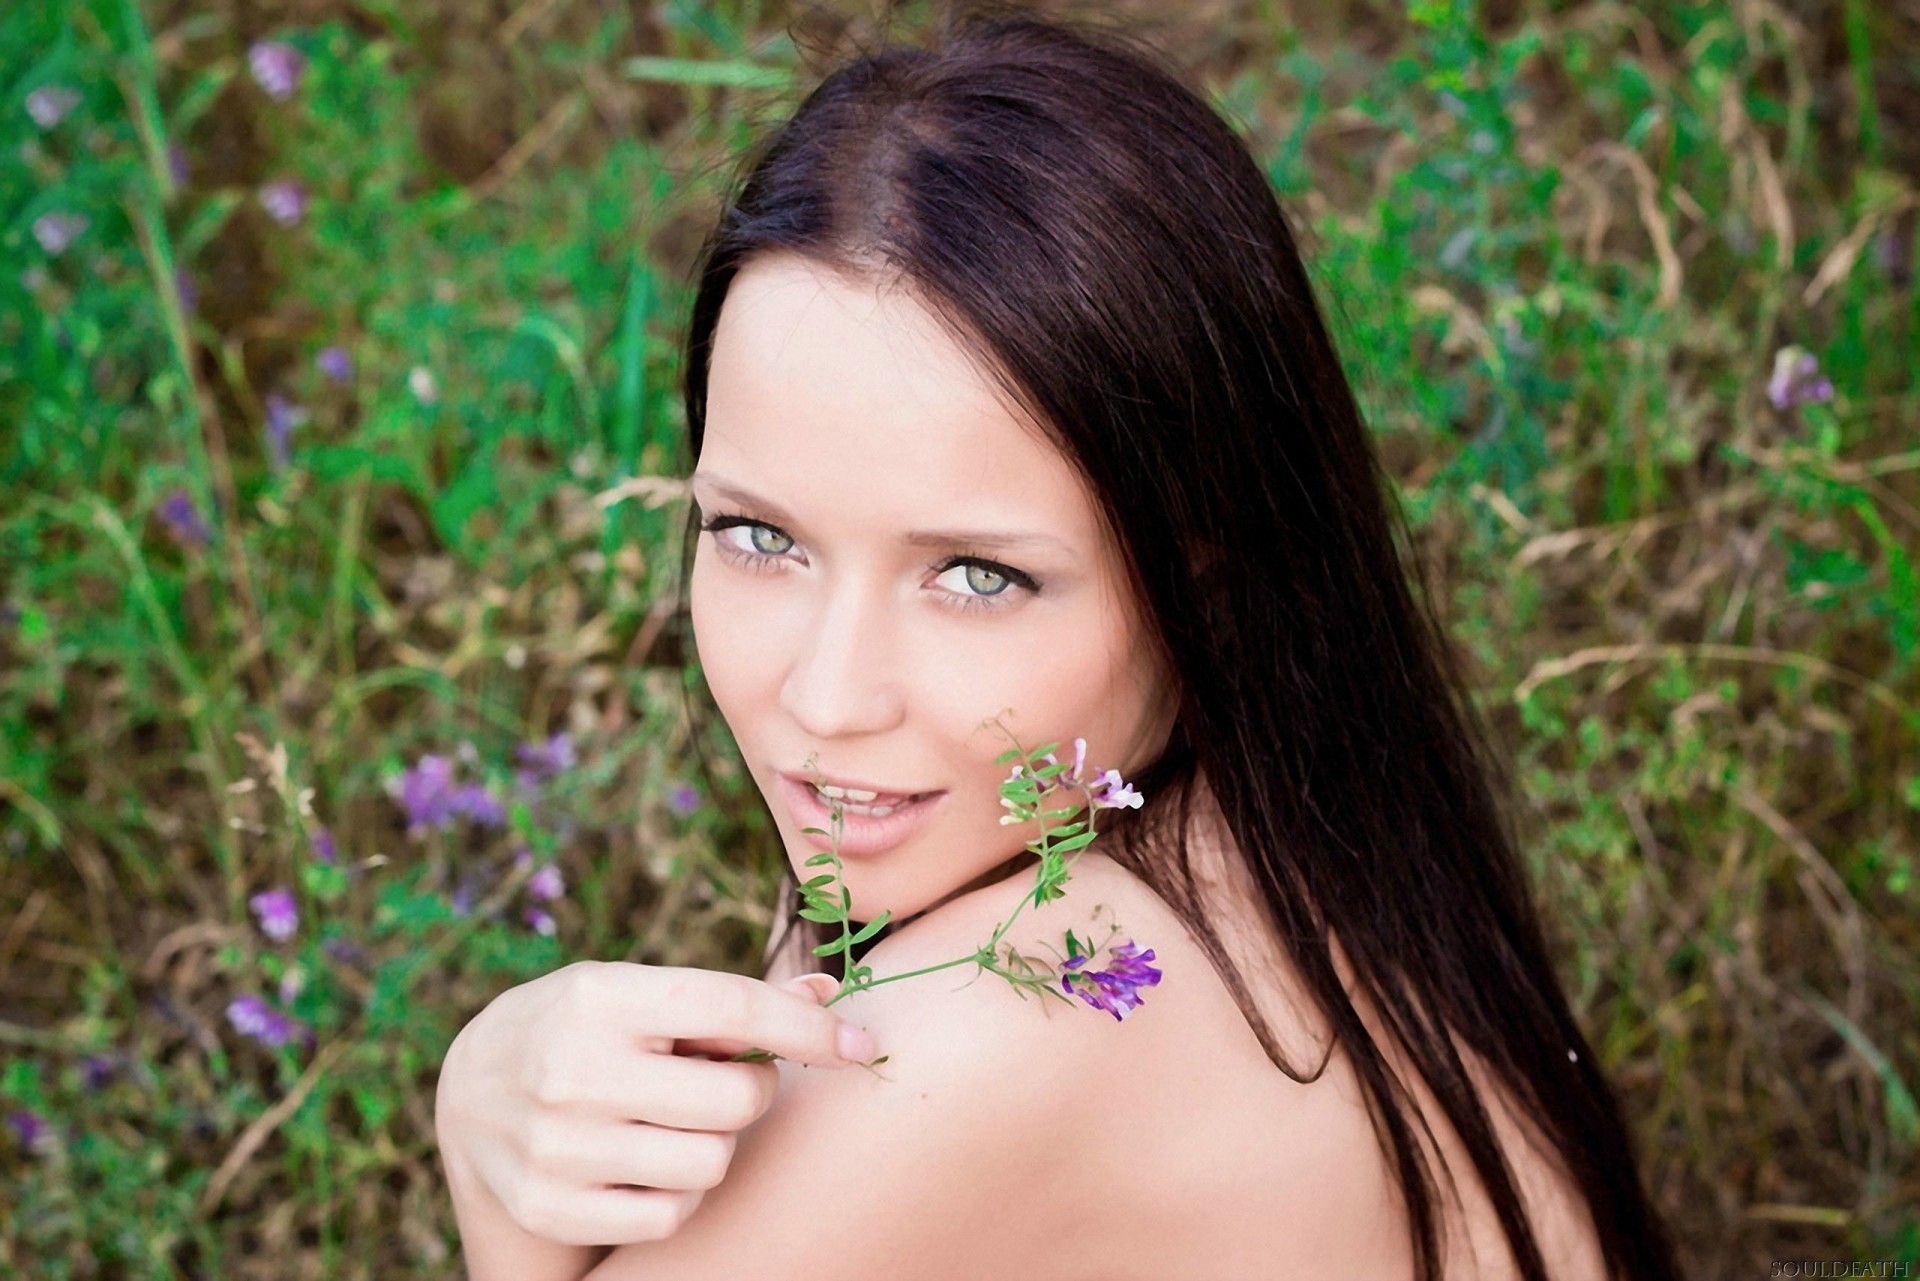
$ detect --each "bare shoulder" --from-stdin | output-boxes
[870,852,1412,1280]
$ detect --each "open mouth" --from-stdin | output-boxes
[780,776,948,857]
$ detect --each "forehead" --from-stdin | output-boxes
[702,256,1092,521]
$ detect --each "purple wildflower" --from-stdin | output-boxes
[249,887,298,941]
[1060,939,1163,1021]
[667,782,700,817]
[7,1109,49,1151]
[315,346,353,384]
[226,994,295,1047]
[80,1055,118,1090]
[32,211,89,256]
[527,864,564,902]
[258,179,307,227]
[451,783,506,827]
[168,142,190,187]
[516,732,575,783]
[1767,346,1834,411]
[392,754,459,831]
[524,907,556,937]
[157,489,211,550]
[322,936,363,966]
[1087,768,1143,810]
[449,880,477,916]
[248,41,306,100]
[26,85,80,130]
[310,827,337,864]
[278,969,304,1004]
[264,393,308,469]
[176,269,198,314]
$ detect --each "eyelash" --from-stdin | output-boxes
[698,513,1041,615]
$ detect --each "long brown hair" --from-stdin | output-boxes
[673,8,1681,1278]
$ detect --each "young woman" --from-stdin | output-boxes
[434,10,1685,1280]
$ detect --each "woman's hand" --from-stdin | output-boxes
[435,960,872,1259]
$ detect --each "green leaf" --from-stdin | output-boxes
[847,911,892,945]
[811,936,851,957]
[802,873,837,889]
[804,852,836,866]
[1051,830,1098,854]
[797,907,841,925]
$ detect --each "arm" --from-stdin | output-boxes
[437,1028,612,1281]
[441,1139,610,1281]
[581,867,1158,1281]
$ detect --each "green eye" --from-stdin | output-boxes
[747,525,793,555]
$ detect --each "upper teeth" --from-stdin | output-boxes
[816,783,881,802]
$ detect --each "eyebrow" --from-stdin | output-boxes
[689,473,1071,555]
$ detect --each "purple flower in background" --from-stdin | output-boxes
[524,907,556,937]
[7,1110,49,1151]
[226,994,295,1047]
[1060,939,1162,1022]
[32,211,88,256]
[391,753,507,832]
[667,782,700,817]
[248,41,306,100]
[168,142,190,187]
[315,346,353,384]
[80,1055,118,1090]
[322,936,363,966]
[158,489,211,550]
[264,393,308,469]
[310,827,337,864]
[26,85,80,129]
[249,887,298,941]
[515,732,575,792]
[527,864,564,902]
[176,269,198,314]
[258,179,307,227]
[393,754,459,831]
[1767,346,1834,412]
[451,784,506,827]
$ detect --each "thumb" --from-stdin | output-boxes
[781,973,839,1005]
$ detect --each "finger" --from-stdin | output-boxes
[628,966,867,1068]
[534,1116,740,1193]
[623,1053,778,1132]
[516,1183,705,1247]
[673,974,838,1059]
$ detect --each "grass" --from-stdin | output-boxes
[2,0,1916,1275]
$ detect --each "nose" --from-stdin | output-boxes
[776,579,906,739]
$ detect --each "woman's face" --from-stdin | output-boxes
[690,253,1179,926]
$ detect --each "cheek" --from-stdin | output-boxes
[688,552,760,709]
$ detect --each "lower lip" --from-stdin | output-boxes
[780,776,946,858]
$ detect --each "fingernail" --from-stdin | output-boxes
[838,1023,877,1062]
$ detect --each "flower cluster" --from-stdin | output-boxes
[227,993,302,1048]
[247,41,306,100]
[249,887,298,941]
[1060,937,1163,1021]
[1767,345,1834,412]
[157,489,211,550]
[26,85,80,129]
[387,752,507,835]
[998,735,1142,825]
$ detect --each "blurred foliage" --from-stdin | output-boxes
[1,0,1917,1276]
